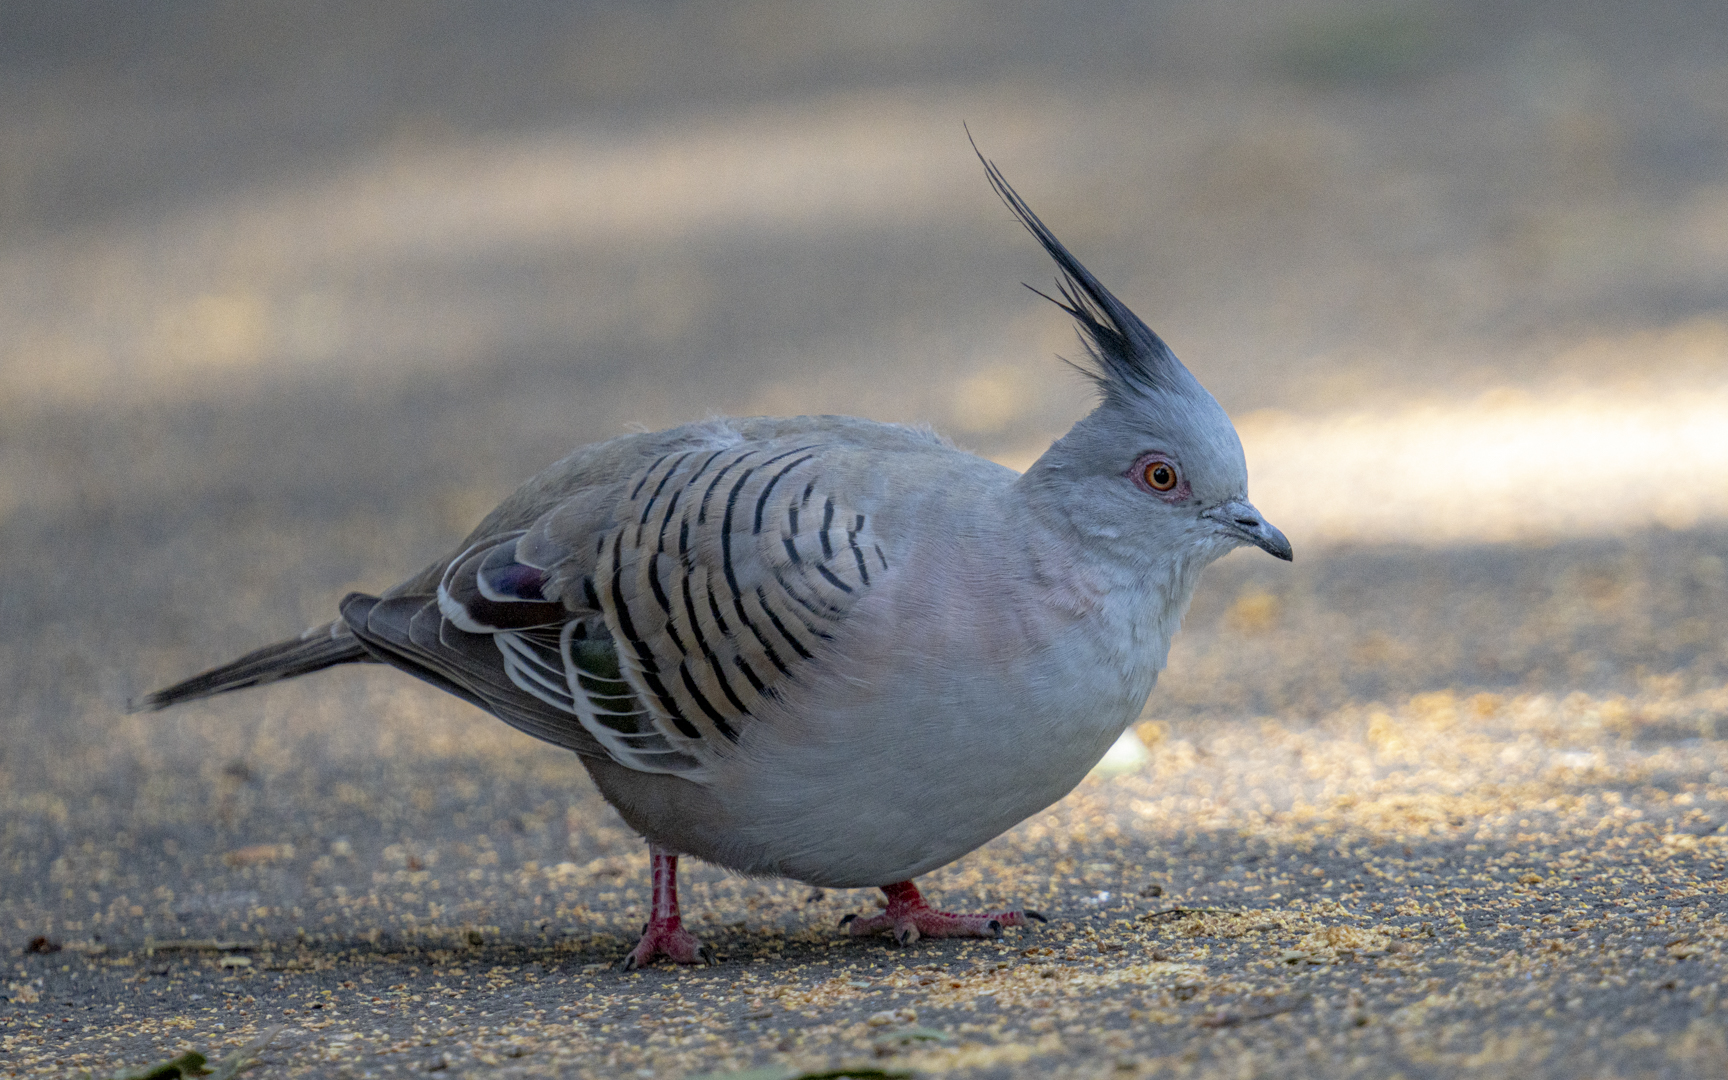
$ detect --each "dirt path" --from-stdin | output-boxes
[6,671,1728,1078]
[4,2,1728,1076]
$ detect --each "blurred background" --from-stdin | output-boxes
[3,0,1728,925]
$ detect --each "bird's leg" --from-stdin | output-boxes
[620,845,714,969]
[841,881,1046,945]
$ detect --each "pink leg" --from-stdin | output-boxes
[620,845,714,969]
[841,881,1046,946]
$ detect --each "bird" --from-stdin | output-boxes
[137,149,1292,969]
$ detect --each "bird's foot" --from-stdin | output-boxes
[619,846,715,968]
[841,881,1046,945]
[621,916,715,969]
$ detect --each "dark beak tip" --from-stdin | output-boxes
[1257,538,1293,562]
[1256,526,1293,563]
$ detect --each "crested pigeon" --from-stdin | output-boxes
[138,152,1292,968]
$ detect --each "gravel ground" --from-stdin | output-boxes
[4,2,1728,1077]
[6,531,1728,1079]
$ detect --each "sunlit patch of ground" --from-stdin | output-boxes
[0,86,1037,405]
[981,333,1728,556]
[989,321,1728,549]
[1238,375,1728,545]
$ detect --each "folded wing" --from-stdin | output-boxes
[342,432,890,779]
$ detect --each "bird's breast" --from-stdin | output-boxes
[689,527,1162,886]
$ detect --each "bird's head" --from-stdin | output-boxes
[980,151,1292,571]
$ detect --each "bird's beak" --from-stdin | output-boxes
[1204,499,1293,562]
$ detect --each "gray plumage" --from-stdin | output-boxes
[139,154,1290,950]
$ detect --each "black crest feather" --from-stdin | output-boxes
[971,133,1188,400]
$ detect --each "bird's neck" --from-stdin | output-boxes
[1001,476,1209,683]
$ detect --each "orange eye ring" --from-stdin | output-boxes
[1143,461,1178,491]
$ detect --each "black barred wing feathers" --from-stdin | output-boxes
[597,443,884,750]
[343,435,888,778]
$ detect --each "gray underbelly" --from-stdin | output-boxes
[579,700,1134,888]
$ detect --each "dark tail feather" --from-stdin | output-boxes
[132,620,375,712]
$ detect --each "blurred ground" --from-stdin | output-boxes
[3,1,1728,1077]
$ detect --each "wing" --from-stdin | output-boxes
[594,441,886,749]
[341,522,708,776]
[342,427,896,779]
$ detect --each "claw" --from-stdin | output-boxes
[1025,910,1048,924]
[987,919,1003,938]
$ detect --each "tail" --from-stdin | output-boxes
[131,618,376,712]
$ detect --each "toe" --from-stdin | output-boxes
[620,924,710,967]
[844,912,894,937]
[662,933,710,965]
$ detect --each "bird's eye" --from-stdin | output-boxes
[1128,452,1185,498]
